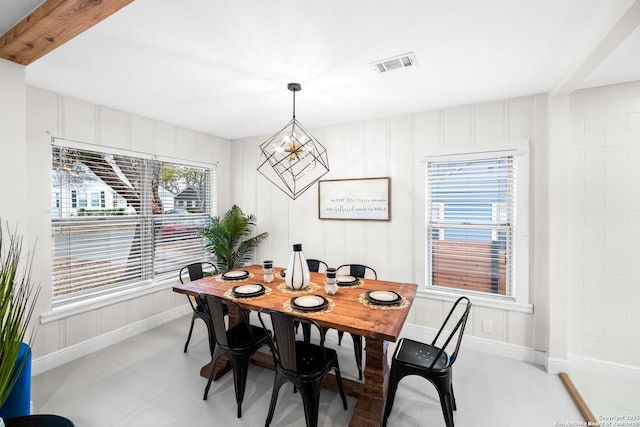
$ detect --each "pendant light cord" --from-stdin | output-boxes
[292,88,296,120]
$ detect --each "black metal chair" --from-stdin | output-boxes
[180,262,218,353]
[4,415,75,427]
[336,264,377,282]
[258,310,348,427]
[333,263,378,380]
[306,259,328,273]
[198,293,270,418]
[383,296,472,427]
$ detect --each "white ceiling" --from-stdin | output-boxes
[2,0,640,140]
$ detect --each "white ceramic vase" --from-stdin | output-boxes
[285,244,310,290]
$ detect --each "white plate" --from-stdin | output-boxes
[234,284,263,294]
[223,270,249,279]
[337,275,357,283]
[294,295,325,308]
[368,290,400,302]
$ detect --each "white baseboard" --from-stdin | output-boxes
[547,357,571,374]
[568,354,640,383]
[401,323,640,382]
[32,305,191,376]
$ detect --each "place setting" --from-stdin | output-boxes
[359,289,408,309]
[336,275,363,287]
[284,294,334,314]
[216,269,254,282]
[224,283,272,300]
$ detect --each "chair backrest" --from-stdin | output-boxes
[306,259,328,273]
[431,296,472,367]
[198,293,247,349]
[337,264,377,280]
[180,261,217,284]
[258,310,326,375]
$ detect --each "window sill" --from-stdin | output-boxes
[415,287,534,314]
[40,276,178,324]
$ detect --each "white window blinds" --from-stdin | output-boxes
[51,140,215,304]
[426,153,516,297]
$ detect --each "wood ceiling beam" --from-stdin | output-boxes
[0,0,134,66]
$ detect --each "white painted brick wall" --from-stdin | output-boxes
[569,81,640,368]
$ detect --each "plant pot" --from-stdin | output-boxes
[0,343,32,419]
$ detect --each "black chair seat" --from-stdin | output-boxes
[393,339,450,371]
[4,415,75,427]
[226,323,268,349]
[294,342,339,377]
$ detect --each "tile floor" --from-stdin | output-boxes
[569,370,640,418]
[31,315,586,426]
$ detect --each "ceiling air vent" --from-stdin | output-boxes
[371,52,417,73]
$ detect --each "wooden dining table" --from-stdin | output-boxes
[173,264,417,427]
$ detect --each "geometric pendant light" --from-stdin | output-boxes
[257,83,329,200]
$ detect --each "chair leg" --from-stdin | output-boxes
[203,350,222,400]
[437,390,455,427]
[333,364,348,410]
[382,366,402,427]
[265,373,287,427]
[297,380,322,427]
[451,381,457,411]
[337,330,344,345]
[234,368,247,418]
[350,334,363,380]
[183,315,196,353]
[201,317,215,357]
[231,355,253,418]
[433,375,455,427]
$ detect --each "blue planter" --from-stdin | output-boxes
[0,343,32,419]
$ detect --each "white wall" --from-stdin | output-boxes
[231,95,549,353]
[568,81,640,368]
[0,59,28,239]
[22,85,232,360]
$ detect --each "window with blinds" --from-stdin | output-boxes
[51,140,215,304]
[426,152,516,298]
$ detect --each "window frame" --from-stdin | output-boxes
[421,140,530,308]
[46,138,218,320]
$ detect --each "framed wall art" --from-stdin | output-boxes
[318,177,391,221]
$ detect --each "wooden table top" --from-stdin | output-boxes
[173,264,417,342]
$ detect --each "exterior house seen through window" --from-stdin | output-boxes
[425,142,529,302]
[51,139,216,305]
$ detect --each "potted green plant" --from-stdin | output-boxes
[201,205,269,273]
[0,222,40,421]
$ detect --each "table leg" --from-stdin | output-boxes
[350,336,389,427]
